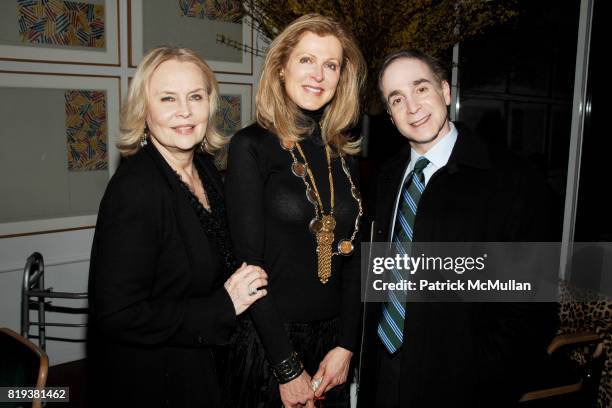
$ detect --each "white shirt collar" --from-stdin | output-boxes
[408,121,458,175]
[389,122,458,239]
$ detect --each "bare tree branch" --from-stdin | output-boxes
[241,0,518,113]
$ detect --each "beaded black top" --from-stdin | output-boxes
[175,155,237,275]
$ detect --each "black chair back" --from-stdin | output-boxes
[0,327,48,408]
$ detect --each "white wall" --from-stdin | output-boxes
[0,1,265,366]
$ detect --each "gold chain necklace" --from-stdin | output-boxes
[285,141,363,284]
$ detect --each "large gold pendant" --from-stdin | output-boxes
[316,214,336,284]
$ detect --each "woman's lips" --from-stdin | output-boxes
[172,125,195,135]
[303,85,323,95]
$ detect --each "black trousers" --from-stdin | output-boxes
[374,341,402,408]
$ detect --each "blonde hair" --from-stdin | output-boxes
[257,14,366,155]
[118,46,227,163]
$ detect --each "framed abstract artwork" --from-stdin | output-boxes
[0,71,120,237]
[216,82,252,136]
[0,0,119,66]
[129,0,253,74]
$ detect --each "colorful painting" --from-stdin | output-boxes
[178,0,242,23]
[215,94,241,136]
[65,90,108,171]
[17,0,105,48]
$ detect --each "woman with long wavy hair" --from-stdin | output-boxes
[223,14,366,408]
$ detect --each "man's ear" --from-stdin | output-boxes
[442,80,451,106]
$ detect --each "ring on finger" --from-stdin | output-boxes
[248,285,258,296]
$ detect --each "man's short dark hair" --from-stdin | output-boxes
[377,49,450,106]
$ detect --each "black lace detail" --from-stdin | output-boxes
[174,162,238,275]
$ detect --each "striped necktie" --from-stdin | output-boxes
[377,157,430,353]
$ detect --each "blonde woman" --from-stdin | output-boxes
[88,46,267,408]
[224,14,366,408]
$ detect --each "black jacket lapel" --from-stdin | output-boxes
[144,144,213,288]
[375,144,412,241]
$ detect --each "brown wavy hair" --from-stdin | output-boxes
[118,46,227,164]
[256,14,366,154]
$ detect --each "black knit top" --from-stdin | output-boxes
[224,112,362,365]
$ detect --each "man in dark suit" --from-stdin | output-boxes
[358,50,558,408]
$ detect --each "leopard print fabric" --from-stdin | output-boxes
[558,282,612,408]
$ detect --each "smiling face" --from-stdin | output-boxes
[146,59,210,156]
[281,31,342,111]
[381,57,451,154]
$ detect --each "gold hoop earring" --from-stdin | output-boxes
[279,71,285,83]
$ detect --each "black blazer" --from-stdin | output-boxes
[88,143,235,407]
[359,126,559,407]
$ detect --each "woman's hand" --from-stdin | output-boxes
[224,262,267,315]
[279,371,315,408]
[312,347,353,397]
